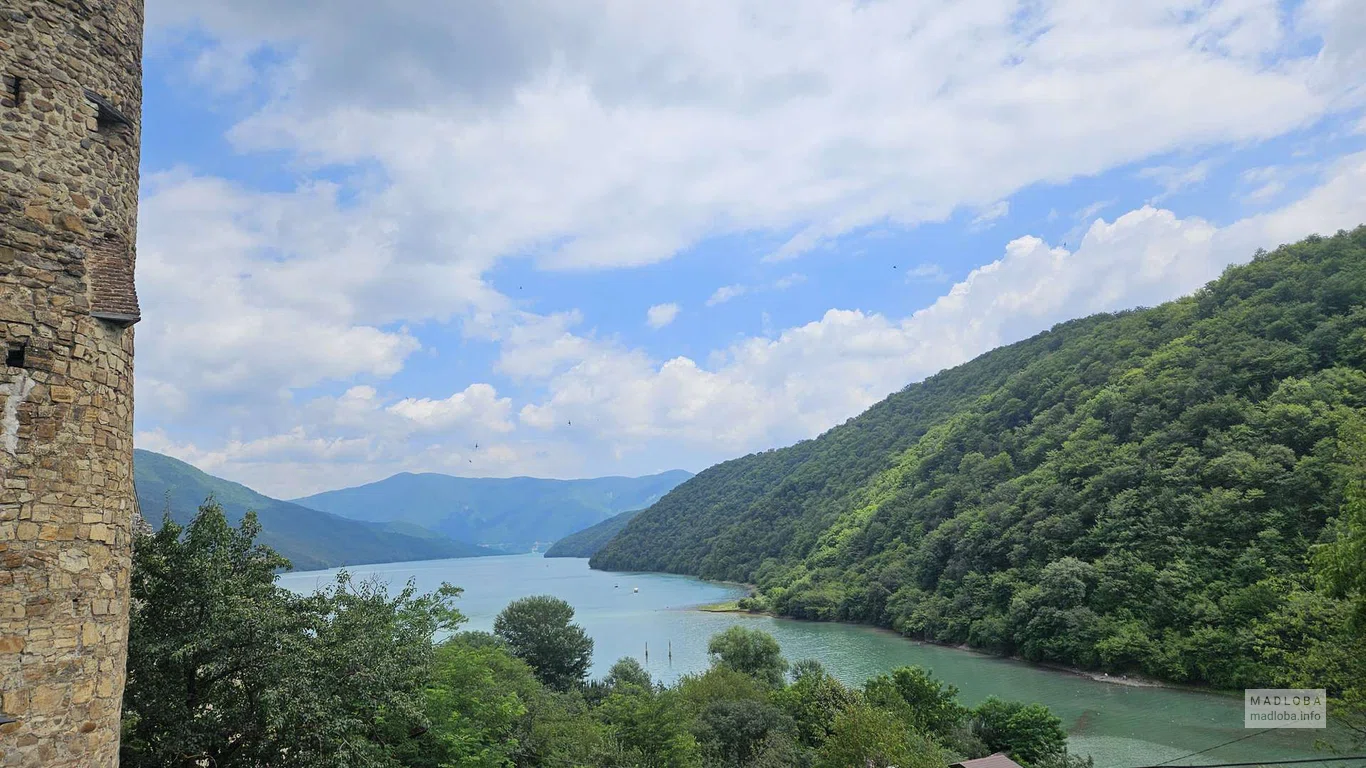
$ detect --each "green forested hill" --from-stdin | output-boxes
[134,450,496,570]
[593,227,1366,688]
[544,508,643,558]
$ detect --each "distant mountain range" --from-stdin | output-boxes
[293,470,693,549]
[133,450,497,571]
[543,508,643,558]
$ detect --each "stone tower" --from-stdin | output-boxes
[0,0,143,765]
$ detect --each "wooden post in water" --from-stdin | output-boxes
[645,642,649,663]
[668,640,672,666]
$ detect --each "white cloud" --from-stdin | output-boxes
[707,284,748,306]
[706,274,805,307]
[1235,163,1328,205]
[387,384,516,433]
[1238,152,1366,244]
[149,0,1343,273]
[1244,181,1286,203]
[905,264,949,282]
[139,378,538,496]
[512,151,1366,461]
[646,303,681,329]
[1299,0,1366,111]
[136,427,375,479]
[970,201,1010,229]
[488,311,595,381]
[1074,200,1114,221]
[1138,160,1215,199]
[133,170,505,417]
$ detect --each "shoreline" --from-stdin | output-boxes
[598,559,1222,695]
[1035,661,1178,690]
[695,600,753,613]
[688,601,1222,694]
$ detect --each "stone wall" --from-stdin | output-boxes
[0,1,143,766]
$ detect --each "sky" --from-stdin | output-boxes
[133,0,1366,499]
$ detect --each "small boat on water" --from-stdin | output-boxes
[633,587,639,593]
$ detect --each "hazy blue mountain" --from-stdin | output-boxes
[293,470,693,549]
[134,450,497,571]
[543,508,643,558]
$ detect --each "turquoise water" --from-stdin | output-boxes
[278,554,1347,768]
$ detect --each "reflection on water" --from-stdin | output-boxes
[278,553,1343,767]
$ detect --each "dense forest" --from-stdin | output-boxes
[593,228,1366,701]
[121,502,1090,768]
[545,509,644,558]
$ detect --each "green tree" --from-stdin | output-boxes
[298,572,464,763]
[863,665,965,738]
[748,732,814,768]
[694,698,795,767]
[971,697,1067,766]
[774,660,858,748]
[596,687,701,768]
[606,657,654,692]
[121,499,461,768]
[122,501,301,767]
[1315,418,1366,625]
[515,690,611,768]
[493,595,594,691]
[706,626,789,687]
[404,630,613,768]
[815,703,947,768]
[400,633,533,768]
[1312,417,1366,747]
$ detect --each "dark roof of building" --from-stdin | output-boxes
[951,753,1025,768]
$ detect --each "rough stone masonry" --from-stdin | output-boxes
[0,1,144,765]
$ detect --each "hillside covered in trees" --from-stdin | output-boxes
[594,227,1366,691]
[545,509,644,558]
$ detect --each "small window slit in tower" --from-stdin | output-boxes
[84,88,132,133]
[5,342,25,369]
[2,74,20,108]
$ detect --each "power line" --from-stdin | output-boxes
[1123,728,1366,768]
[1126,757,1366,768]
[1146,729,1275,767]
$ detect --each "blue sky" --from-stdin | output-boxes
[132,0,1366,498]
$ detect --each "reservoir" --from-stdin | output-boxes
[278,553,1341,767]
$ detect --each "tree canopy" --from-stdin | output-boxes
[494,595,595,691]
[121,500,462,767]
[707,625,790,687]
